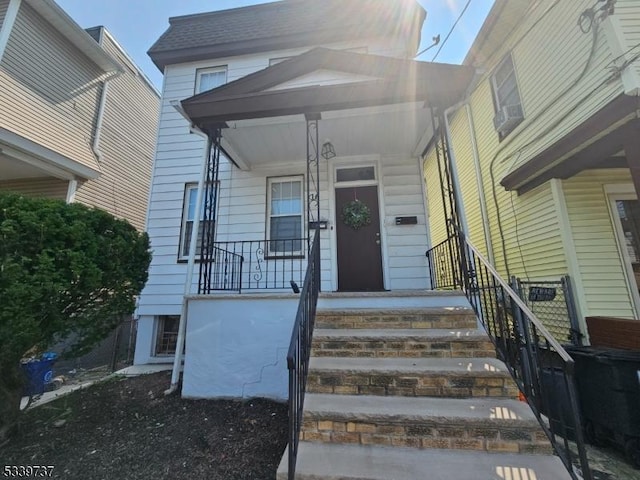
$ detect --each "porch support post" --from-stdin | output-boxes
[305,113,320,253]
[198,128,222,294]
[624,128,640,200]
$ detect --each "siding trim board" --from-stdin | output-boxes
[551,179,588,337]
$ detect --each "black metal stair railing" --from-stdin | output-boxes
[426,229,592,480]
[286,229,321,480]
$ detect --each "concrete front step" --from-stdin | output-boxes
[312,328,496,359]
[301,394,552,455]
[315,307,477,330]
[307,357,519,398]
[277,442,572,480]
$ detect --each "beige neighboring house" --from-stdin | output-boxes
[0,0,159,230]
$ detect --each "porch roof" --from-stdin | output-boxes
[180,48,474,168]
[501,94,640,195]
[181,48,475,129]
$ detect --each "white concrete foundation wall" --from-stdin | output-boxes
[182,295,298,400]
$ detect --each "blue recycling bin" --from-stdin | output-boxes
[20,352,57,396]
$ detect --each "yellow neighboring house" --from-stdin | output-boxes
[424,0,640,339]
[0,0,160,230]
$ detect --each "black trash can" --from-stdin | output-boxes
[565,345,640,468]
[20,353,57,396]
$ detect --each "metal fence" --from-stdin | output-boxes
[515,277,583,346]
[53,317,137,378]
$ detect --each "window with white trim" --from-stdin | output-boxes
[195,66,227,94]
[179,183,216,260]
[267,176,304,256]
[155,315,179,355]
[491,53,523,137]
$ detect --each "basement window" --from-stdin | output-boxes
[155,315,179,356]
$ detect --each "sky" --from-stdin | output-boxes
[56,0,494,91]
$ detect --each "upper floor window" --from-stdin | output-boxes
[195,66,227,94]
[491,53,523,138]
[267,176,304,257]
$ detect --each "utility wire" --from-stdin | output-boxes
[431,0,473,62]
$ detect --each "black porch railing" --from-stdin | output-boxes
[198,238,308,294]
[426,230,592,480]
[286,230,321,480]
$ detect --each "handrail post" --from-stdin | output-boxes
[425,231,593,480]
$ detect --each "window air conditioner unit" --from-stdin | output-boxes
[493,104,523,133]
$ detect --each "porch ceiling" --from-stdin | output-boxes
[0,152,49,180]
[220,103,433,167]
[180,48,473,168]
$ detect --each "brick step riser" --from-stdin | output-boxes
[300,418,552,455]
[311,339,496,359]
[315,314,477,330]
[306,372,519,398]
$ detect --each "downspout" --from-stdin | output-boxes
[0,0,21,64]
[165,128,212,395]
[66,179,77,203]
[464,103,495,264]
[91,79,110,165]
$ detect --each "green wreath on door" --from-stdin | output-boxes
[341,199,371,230]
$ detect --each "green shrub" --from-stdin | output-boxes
[0,192,151,437]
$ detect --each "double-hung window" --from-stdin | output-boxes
[491,53,523,137]
[267,176,304,256]
[179,183,216,260]
[195,66,227,94]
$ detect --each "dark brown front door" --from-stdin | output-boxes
[335,185,384,291]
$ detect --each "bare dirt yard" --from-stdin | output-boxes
[0,371,288,479]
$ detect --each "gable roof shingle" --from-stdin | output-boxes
[148,0,426,70]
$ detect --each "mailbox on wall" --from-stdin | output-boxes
[395,216,418,225]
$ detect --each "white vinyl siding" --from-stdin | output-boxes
[138,40,427,317]
[380,155,429,290]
